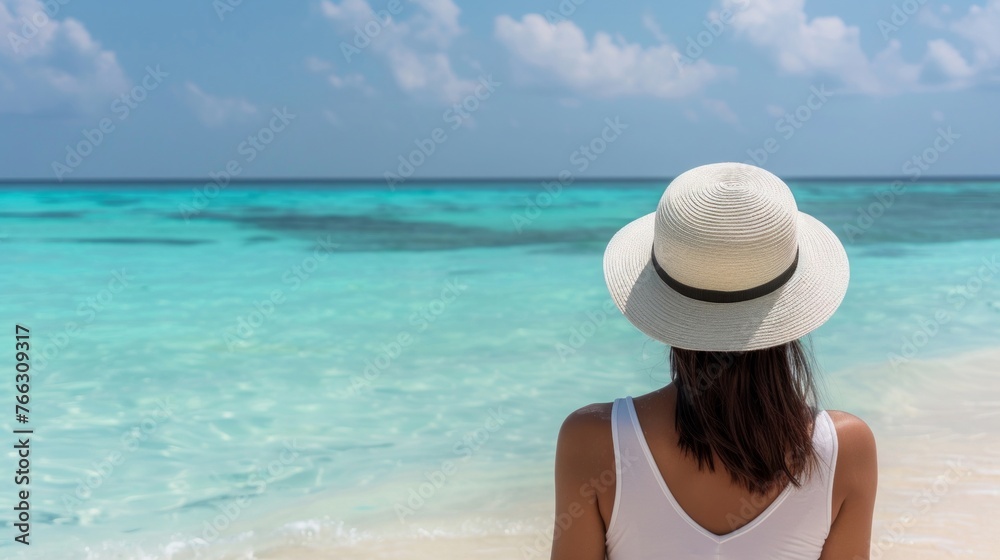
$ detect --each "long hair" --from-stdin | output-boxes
[669,339,820,495]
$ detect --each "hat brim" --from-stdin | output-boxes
[603,211,849,351]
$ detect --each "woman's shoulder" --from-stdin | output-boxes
[557,391,667,451]
[822,410,878,534]
[824,410,878,489]
[555,401,617,468]
[825,410,877,455]
[558,401,615,439]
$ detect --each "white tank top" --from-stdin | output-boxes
[606,396,839,560]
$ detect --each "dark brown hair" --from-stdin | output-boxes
[669,339,820,495]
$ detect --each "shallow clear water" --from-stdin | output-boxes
[0,181,998,558]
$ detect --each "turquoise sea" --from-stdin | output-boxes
[1,180,999,558]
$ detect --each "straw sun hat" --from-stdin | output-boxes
[603,162,849,352]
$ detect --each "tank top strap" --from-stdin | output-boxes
[611,396,654,487]
[810,409,840,528]
[607,396,674,539]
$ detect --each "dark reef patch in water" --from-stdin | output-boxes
[49,237,213,246]
[800,187,1000,245]
[175,210,620,251]
[95,197,143,207]
[858,246,911,258]
[0,211,85,219]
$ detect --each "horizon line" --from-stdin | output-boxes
[2,175,1000,186]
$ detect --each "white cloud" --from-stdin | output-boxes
[494,14,727,99]
[320,0,476,102]
[925,39,975,80]
[306,53,376,96]
[305,55,333,73]
[642,14,670,44]
[318,0,366,21]
[0,0,129,115]
[720,0,907,93]
[328,71,375,95]
[765,104,786,118]
[408,0,461,47]
[182,82,258,127]
[322,108,342,127]
[949,0,1000,69]
[306,50,375,96]
[720,0,999,94]
[898,0,1000,91]
[460,52,483,72]
[384,48,471,100]
[916,6,948,29]
[702,98,740,125]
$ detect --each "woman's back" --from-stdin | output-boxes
[549,385,877,560]
[609,388,836,559]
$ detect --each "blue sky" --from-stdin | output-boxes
[1,0,998,180]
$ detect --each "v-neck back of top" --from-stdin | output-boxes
[605,396,838,560]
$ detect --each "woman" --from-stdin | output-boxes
[550,163,877,559]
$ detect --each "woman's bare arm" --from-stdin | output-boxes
[820,412,878,560]
[550,404,613,560]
